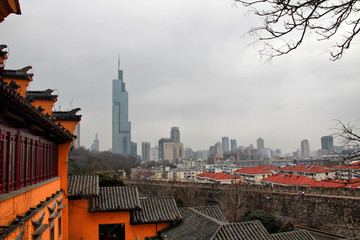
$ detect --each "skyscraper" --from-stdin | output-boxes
[91,133,99,152]
[171,127,180,143]
[112,59,131,155]
[257,137,264,155]
[131,141,137,156]
[142,142,150,162]
[301,139,310,157]
[214,142,222,155]
[222,136,229,153]
[230,139,237,151]
[321,136,334,150]
[158,138,171,160]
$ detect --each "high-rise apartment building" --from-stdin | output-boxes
[91,133,100,152]
[171,127,180,143]
[275,149,282,156]
[230,139,237,151]
[163,142,184,163]
[142,142,150,162]
[158,138,171,160]
[321,135,334,150]
[257,137,264,153]
[112,60,131,155]
[150,146,158,161]
[222,136,229,153]
[214,142,222,155]
[185,147,194,159]
[301,139,311,157]
[131,141,137,156]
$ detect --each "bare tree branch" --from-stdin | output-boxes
[332,120,360,164]
[236,0,360,61]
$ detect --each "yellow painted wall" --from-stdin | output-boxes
[3,78,32,97]
[31,99,57,115]
[4,194,64,240]
[69,199,170,240]
[0,179,61,226]
[55,120,78,134]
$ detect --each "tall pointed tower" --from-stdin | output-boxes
[112,57,131,155]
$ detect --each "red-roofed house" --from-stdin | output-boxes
[310,178,360,189]
[196,172,243,184]
[277,165,335,180]
[262,174,317,187]
[329,162,360,180]
[234,167,273,184]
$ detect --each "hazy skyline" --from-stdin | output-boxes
[1,0,359,154]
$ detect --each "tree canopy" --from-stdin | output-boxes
[236,0,360,61]
[69,147,141,174]
[242,209,280,233]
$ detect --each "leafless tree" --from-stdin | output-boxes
[333,120,360,163]
[235,0,360,61]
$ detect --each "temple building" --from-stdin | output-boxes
[0,43,81,240]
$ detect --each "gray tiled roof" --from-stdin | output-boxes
[270,230,316,240]
[4,67,33,80]
[211,221,271,240]
[179,205,228,222]
[52,108,82,121]
[159,208,226,240]
[131,196,182,224]
[89,186,141,212]
[68,175,99,197]
[25,89,57,102]
[0,80,74,142]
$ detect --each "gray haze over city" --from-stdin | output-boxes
[0,0,359,154]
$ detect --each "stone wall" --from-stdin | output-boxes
[128,181,360,238]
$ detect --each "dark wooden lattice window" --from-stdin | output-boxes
[0,125,59,194]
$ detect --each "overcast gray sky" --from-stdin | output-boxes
[1,0,359,154]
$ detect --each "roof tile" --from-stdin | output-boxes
[90,186,140,212]
[270,230,315,240]
[262,174,317,186]
[211,220,271,240]
[179,205,228,222]
[68,175,99,197]
[159,209,226,240]
[131,196,182,224]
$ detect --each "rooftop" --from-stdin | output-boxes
[131,196,182,224]
[270,230,316,240]
[280,165,332,173]
[52,108,82,121]
[262,174,317,186]
[197,172,242,181]
[0,80,74,143]
[310,178,360,189]
[25,89,58,102]
[179,205,228,222]
[159,208,226,240]
[3,66,33,80]
[234,168,273,175]
[68,175,99,198]
[212,221,271,240]
[89,186,141,212]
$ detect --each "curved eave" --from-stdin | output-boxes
[53,115,82,121]
[0,0,21,22]
[0,81,73,143]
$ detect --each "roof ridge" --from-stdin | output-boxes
[187,208,227,226]
[0,80,74,142]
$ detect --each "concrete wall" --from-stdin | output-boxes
[127,181,360,238]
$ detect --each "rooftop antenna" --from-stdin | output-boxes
[118,53,120,71]
[117,53,121,80]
